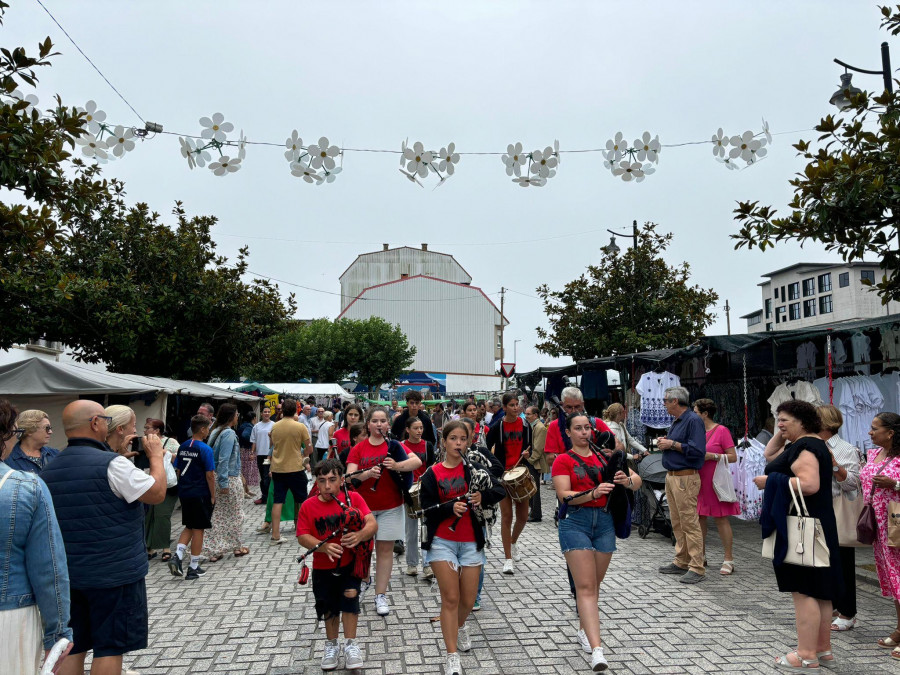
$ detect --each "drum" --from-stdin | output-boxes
[502,466,537,502]
[406,481,423,519]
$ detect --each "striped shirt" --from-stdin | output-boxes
[828,434,861,499]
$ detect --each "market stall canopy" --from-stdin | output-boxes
[0,357,149,395]
[232,381,278,395]
[207,382,355,402]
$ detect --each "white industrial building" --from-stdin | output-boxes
[337,244,506,392]
[741,261,900,333]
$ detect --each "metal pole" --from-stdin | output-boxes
[725,300,731,335]
[882,42,893,94]
[499,287,505,389]
[632,219,639,248]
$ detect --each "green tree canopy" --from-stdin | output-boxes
[0,2,295,379]
[248,317,416,388]
[733,5,900,302]
[535,222,719,360]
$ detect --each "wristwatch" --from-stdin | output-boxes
[832,464,841,473]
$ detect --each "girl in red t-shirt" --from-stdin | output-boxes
[330,403,363,464]
[402,417,435,577]
[551,411,641,671]
[346,406,421,617]
[419,421,505,675]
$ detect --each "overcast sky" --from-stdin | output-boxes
[4,1,890,372]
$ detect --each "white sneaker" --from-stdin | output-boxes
[321,639,340,670]
[502,559,514,575]
[591,646,608,672]
[406,565,418,576]
[577,628,591,653]
[375,593,390,616]
[445,652,462,675]
[344,639,364,670]
[457,623,471,652]
[511,543,521,562]
[423,565,434,580]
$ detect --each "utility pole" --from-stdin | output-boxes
[499,287,506,388]
[725,299,731,335]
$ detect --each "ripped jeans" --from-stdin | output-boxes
[425,536,485,570]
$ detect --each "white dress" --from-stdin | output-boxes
[796,341,818,380]
[850,332,871,374]
[635,371,680,429]
[766,381,824,416]
[730,437,766,521]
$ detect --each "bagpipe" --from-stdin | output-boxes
[297,484,373,585]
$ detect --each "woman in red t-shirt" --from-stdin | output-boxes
[402,417,435,577]
[419,421,505,675]
[346,406,421,618]
[552,411,641,672]
[485,392,533,575]
[331,403,363,464]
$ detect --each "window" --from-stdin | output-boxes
[819,295,833,314]
[788,282,800,300]
[839,272,849,288]
[781,285,786,301]
[803,299,816,318]
[818,273,832,293]
[748,314,762,326]
[861,270,876,284]
[766,322,773,332]
[776,306,786,324]
[789,303,800,320]
[773,287,779,300]
[802,278,815,297]
[765,299,772,318]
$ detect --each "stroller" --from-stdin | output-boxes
[636,454,675,543]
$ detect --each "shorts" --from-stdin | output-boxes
[312,567,361,621]
[69,579,148,657]
[425,536,485,568]
[272,470,308,505]
[558,506,617,554]
[372,505,405,541]
[180,496,213,530]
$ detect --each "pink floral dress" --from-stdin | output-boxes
[859,448,900,599]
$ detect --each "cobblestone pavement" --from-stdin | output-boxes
[122,484,898,674]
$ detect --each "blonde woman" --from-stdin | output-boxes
[603,403,648,461]
[3,408,59,474]
[105,405,139,458]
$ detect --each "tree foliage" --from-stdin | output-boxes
[535,223,719,360]
[733,5,900,303]
[0,2,295,379]
[248,318,416,388]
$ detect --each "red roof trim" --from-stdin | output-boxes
[336,275,506,323]
[338,246,473,281]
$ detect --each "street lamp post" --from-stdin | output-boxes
[830,41,893,109]
[601,219,640,257]
[513,339,521,365]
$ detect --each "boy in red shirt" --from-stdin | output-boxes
[297,459,377,671]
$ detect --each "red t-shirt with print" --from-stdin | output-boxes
[403,439,429,482]
[551,450,609,508]
[502,417,525,471]
[431,461,475,543]
[346,437,413,512]
[333,427,352,459]
[296,490,371,570]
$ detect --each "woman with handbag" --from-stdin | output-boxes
[143,418,181,563]
[816,405,862,632]
[860,412,900,658]
[754,400,842,670]
[693,399,740,576]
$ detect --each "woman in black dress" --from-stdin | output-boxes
[754,400,841,670]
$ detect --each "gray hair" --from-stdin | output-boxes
[561,386,584,402]
[664,386,690,407]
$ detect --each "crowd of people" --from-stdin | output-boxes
[2,383,900,674]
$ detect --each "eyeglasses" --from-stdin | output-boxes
[41,425,52,433]
[90,415,113,425]
[13,428,25,439]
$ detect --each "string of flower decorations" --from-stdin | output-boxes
[2,90,782,187]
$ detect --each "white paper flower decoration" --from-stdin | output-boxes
[9,89,39,115]
[77,100,107,134]
[438,143,459,175]
[109,125,135,157]
[604,132,627,161]
[632,132,660,163]
[612,160,644,182]
[322,167,342,184]
[200,113,234,143]
[728,131,757,162]
[513,175,545,187]
[716,157,740,171]
[291,162,322,184]
[530,146,558,178]
[209,155,241,176]
[399,168,424,187]
[711,128,729,157]
[502,142,527,177]
[76,132,108,160]
[403,141,432,178]
[748,140,767,164]
[762,118,772,145]
[237,130,247,161]
[179,137,197,169]
[285,130,302,162]
[308,136,340,170]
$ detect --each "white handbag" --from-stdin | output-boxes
[762,479,830,567]
[712,455,738,503]
[163,450,178,488]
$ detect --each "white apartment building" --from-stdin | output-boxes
[741,262,900,333]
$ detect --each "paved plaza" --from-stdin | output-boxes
[122,484,898,674]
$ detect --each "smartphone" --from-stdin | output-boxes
[131,436,142,454]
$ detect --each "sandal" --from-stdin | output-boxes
[234,547,250,557]
[161,552,172,562]
[830,616,856,631]
[256,525,271,534]
[878,629,900,648]
[774,651,819,669]
[720,561,735,575]
[892,646,900,660]
[208,554,224,563]
[816,651,834,668]
[147,551,158,561]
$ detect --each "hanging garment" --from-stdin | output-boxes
[871,372,900,416]
[767,380,824,417]
[832,337,847,367]
[796,341,818,381]
[731,437,767,522]
[850,332,871,375]
[831,376,884,451]
[623,388,645,445]
[635,371,680,429]
[880,325,900,369]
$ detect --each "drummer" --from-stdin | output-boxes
[485,391,532,575]
[402,417,435,579]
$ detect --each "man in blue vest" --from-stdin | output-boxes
[42,399,167,675]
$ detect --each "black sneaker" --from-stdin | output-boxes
[658,563,688,575]
[185,566,206,580]
[393,540,405,555]
[168,552,184,577]
[679,571,706,584]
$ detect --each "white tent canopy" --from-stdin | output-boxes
[207,382,355,403]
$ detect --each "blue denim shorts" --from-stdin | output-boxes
[425,536,485,568]
[558,506,616,554]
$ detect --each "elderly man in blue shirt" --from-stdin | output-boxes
[656,386,708,584]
